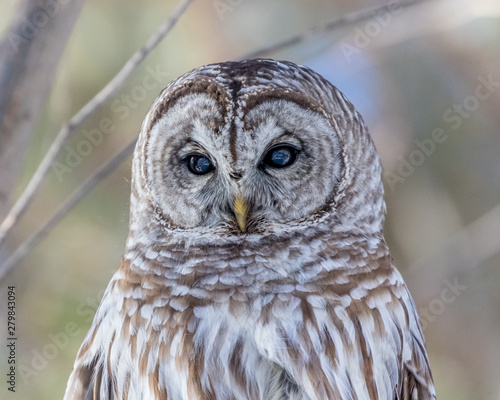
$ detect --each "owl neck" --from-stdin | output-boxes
[122,216,388,288]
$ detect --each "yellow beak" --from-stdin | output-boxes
[233,195,249,232]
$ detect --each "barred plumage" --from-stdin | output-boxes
[65,59,435,399]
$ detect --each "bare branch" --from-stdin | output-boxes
[0,0,85,221]
[0,0,196,248]
[241,0,431,59]
[0,138,137,281]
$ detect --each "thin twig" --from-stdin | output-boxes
[0,0,195,248]
[241,0,430,59]
[0,138,137,281]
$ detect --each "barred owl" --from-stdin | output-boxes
[65,59,436,399]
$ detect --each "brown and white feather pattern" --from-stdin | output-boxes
[65,59,435,399]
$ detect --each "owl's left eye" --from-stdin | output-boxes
[261,144,300,169]
[185,154,215,175]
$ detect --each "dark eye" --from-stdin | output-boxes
[185,154,215,175]
[262,145,299,169]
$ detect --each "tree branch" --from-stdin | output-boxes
[0,0,85,221]
[0,0,196,248]
[241,0,430,59]
[0,138,137,281]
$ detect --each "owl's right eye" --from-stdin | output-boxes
[185,153,215,175]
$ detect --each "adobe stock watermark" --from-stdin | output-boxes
[8,0,69,54]
[419,278,467,331]
[51,64,169,182]
[19,289,104,386]
[386,73,500,191]
[340,0,403,63]
[213,0,244,21]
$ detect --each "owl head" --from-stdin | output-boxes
[128,59,384,243]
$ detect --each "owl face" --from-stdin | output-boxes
[133,59,384,239]
[143,91,343,234]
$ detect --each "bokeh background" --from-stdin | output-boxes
[1,0,499,398]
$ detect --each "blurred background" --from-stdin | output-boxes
[0,0,499,398]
